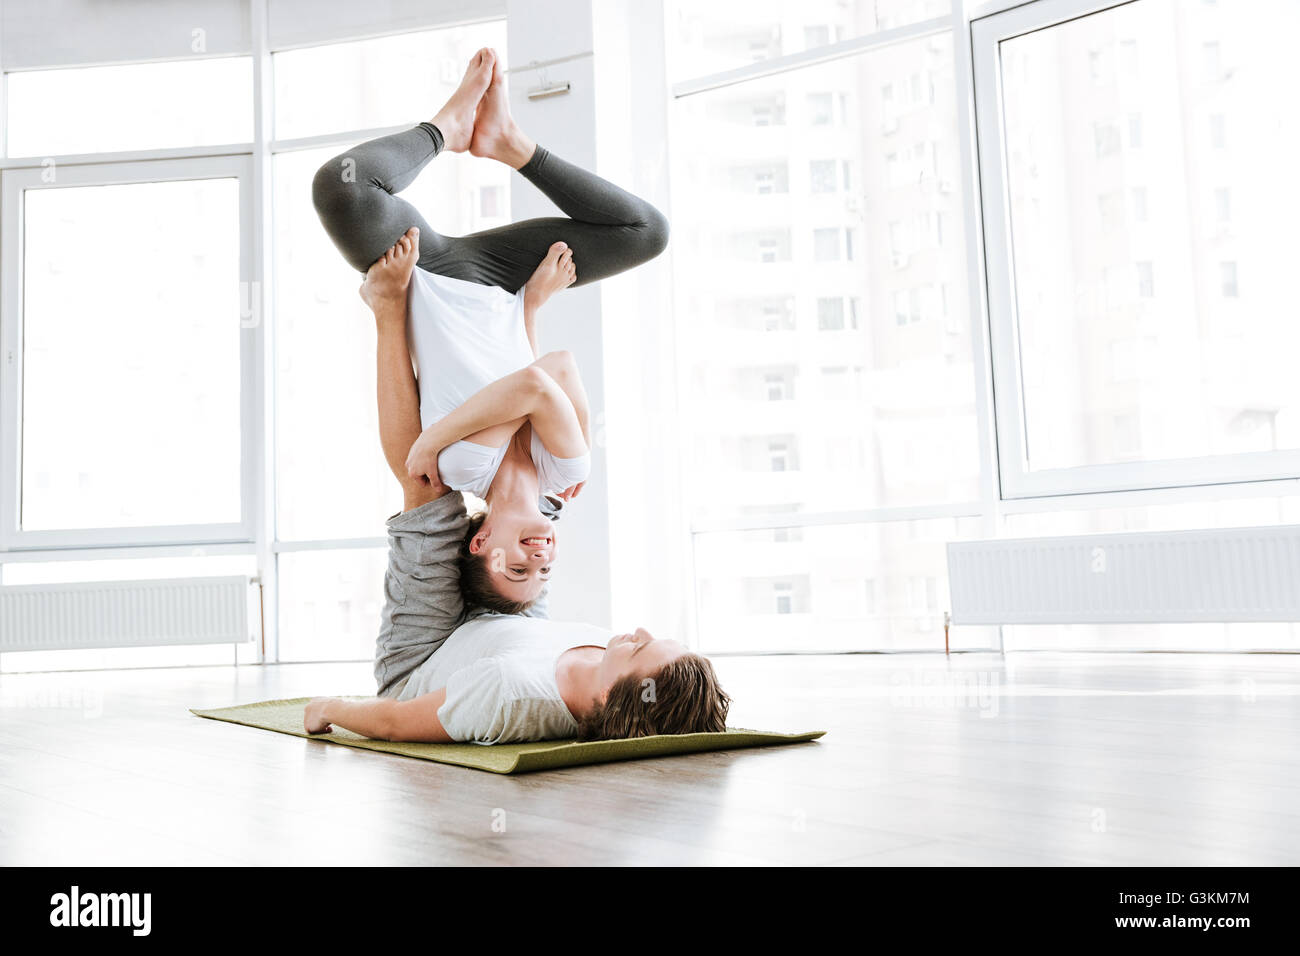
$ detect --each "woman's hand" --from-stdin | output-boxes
[304,697,336,735]
[557,481,586,501]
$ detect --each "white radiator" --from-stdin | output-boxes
[0,576,252,652]
[947,525,1300,625]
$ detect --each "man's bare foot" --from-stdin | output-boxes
[359,227,420,311]
[470,50,537,169]
[523,242,577,313]
[430,49,495,153]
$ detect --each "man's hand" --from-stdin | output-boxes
[359,227,420,313]
[304,697,336,735]
[405,429,444,486]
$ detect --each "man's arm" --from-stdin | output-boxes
[373,296,444,511]
[362,230,472,699]
[360,226,449,511]
[304,691,451,743]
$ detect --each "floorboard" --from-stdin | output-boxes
[1,652,1297,865]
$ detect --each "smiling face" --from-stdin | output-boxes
[468,510,559,605]
[594,628,688,698]
[573,634,730,742]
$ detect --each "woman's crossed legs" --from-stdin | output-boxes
[311,48,668,291]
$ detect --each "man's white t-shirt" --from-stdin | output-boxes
[406,268,589,498]
[396,613,610,744]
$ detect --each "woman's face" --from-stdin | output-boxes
[595,628,687,697]
[470,512,558,604]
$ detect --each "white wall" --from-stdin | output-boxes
[591,0,695,642]
[505,0,609,626]
[504,0,692,638]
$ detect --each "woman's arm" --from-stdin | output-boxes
[405,363,585,482]
[304,690,452,743]
[532,350,590,449]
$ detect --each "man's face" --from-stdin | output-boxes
[594,628,688,698]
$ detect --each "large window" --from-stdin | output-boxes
[976,0,1300,497]
[668,4,984,650]
[273,24,507,140]
[1,157,253,549]
[0,12,509,665]
[5,58,253,157]
[671,33,979,526]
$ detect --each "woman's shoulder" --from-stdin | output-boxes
[527,430,591,495]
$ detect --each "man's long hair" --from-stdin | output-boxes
[576,653,731,741]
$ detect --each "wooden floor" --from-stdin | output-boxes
[1,651,1298,866]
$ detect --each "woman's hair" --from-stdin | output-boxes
[576,653,731,741]
[459,510,537,615]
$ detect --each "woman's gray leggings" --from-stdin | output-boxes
[311,122,669,289]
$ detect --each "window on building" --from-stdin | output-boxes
[769,440,792,472]
[765,371,792,401]
[1214,187,1231,222]
[1221,261,1238,297]
[807,92,834,125]
[813,227,841,261]
[763,301,796,331]
[1136,261,1154,298]
[774,581,793,615]
[818,297,846,330]
[894,288,922,325]
[1094,121,1121,157]
[1203,40,1221,81]
[1128,113,1143,148]
[1131,186,1149,222]
[810,159,837,193]
[1210,113,1227,148]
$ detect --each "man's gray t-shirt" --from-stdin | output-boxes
[373,491,560,699]
[397,614,610,743]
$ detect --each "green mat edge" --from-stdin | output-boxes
[190,697,826,775]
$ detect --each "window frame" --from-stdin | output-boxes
[971,0,1300,499]
[0,153,258,550]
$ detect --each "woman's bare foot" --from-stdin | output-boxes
[359,227,420,311]
[523,242,577,314]
[470,50,537,169]
[430,49,495,153]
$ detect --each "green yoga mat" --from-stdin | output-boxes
[190,697,825,775]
